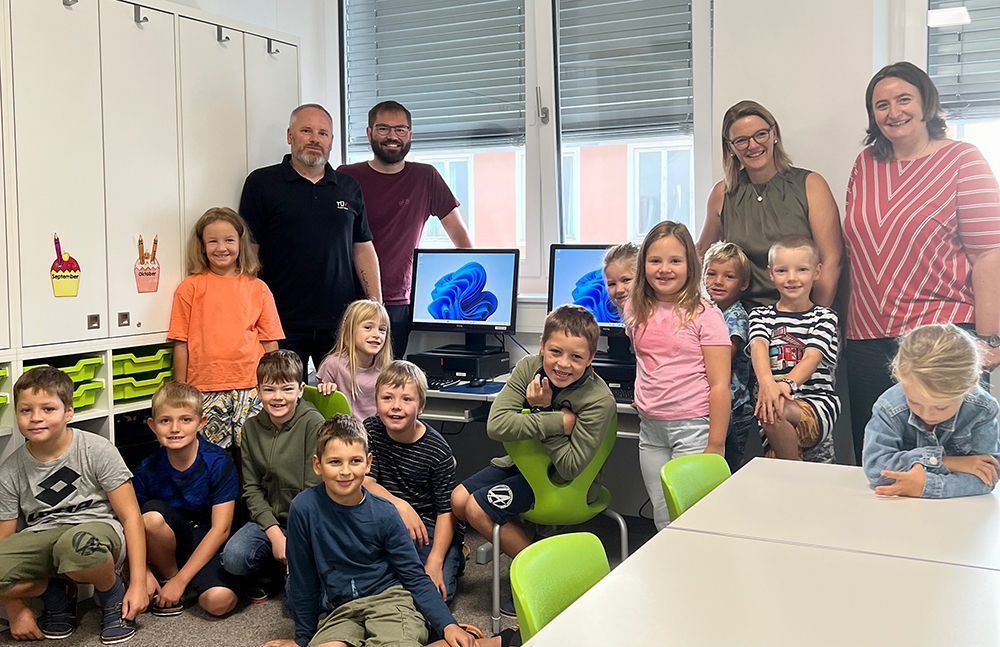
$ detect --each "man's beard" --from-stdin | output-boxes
[371,138,411,164]
[293,148,328,168]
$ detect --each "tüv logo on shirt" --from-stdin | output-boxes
[336,201,349,210]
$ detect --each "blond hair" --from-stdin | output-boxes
[151,381,203,417]
[703,241,751,285]
[629,221,703,327]
[768,234,820,267]
[186,207,261,276]
[721,100,793,193]
[603,242,638,268]
[375,360,428,408]
[327,300,393,401]
[892,324,981,399]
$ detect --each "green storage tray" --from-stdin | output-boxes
[73,380,104,409]
[0,367,7,380]
[112,348,173,377]
[24,357,103,384]
[0,393,8,406]
[113,370,172,402]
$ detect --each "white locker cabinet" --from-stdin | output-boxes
[0,70,10,350]
[11,0,108,346]
[245,34,300,173]
[179,17,247,232]
[100,0,182,337]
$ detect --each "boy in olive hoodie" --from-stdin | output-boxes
[220,350,324,601]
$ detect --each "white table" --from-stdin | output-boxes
[670,457,1000,570]
[524,529,1000,646]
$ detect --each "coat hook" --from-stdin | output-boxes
[134,5,148,24]
[267,38,281,55]
[217,25,230,43]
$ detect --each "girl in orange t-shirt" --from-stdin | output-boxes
[168,207,284,448]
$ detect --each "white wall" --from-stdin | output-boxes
[712,0,890,209]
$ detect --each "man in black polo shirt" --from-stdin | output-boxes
[240,103,382,378]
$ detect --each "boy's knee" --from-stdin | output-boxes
[53,527,115,573]
[450,486,469,519]
[142,511,174,538]
[199,587,237,617]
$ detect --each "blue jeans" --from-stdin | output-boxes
[414,521,464,605]
[220,522,282,578]
[724,404,758,473]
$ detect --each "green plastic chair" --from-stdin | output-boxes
[510,532,610,642]
[659,453,731,521]
[301,385,352,419]
[490,413,627,633]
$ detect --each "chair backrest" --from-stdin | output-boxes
[302,385,352,419]
[510,532,610,642]
[659,453,731,521]
[503,412,617,526]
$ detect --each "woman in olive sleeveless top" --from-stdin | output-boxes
[698,101,843,310]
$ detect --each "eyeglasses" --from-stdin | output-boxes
[372,124,411,137]
[727,126,773,151]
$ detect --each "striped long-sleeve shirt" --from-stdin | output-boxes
[844,142,1000,340]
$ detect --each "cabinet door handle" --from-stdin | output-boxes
[63,0,79,6]
[217,25,230,43]
[267,38,280,55]
[134,5,148,25]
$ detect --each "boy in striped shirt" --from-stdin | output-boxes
[748,235,840,463]
[362,361,463,604]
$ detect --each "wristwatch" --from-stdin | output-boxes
[977,333,1000,348]
[778,378,798,394]
[529,406,545,414]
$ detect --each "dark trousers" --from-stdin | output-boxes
[282,328,338,381]
[844,338,897,466]
[387,304,413,360]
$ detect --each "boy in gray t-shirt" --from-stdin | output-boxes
[0,367,148,644]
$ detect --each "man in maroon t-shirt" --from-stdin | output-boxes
[338,101,472,358]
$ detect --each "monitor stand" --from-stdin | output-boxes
[595,334,635,365]
[432,332,505,356]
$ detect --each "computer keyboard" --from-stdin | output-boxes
[427,377,461,390]
[609,384,634,404]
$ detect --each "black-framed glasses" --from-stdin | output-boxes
[727,126,773,151]
[372,124,411,137]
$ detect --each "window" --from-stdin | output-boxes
[407,154,474,247]
[928,0,1000,175]
[556,0,694,245]
[342,0,704,289]
[629,142,693,241]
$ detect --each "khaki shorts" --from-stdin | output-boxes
[311,585,428,647]
[763,398,821,460]
[0,522,122,592]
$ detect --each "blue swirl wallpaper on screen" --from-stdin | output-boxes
[412,252,516,326]
[550,247,623,326]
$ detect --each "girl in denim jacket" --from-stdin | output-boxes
[862,324,1000,498]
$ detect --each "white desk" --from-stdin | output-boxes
[671,457,1000,571]
[525,529,1000,646]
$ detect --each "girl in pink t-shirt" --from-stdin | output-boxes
[316,299,393,421]
[168,207,284,448]
[625,221,732,529]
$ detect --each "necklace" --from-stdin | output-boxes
[749,182,764,202]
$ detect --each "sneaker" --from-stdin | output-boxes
[38,579,77,640]
[500,589,517,618]
[95,579,137,645]
[150,594,184,617]
[246,583,271,605]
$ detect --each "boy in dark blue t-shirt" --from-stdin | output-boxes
[134,382,240,617]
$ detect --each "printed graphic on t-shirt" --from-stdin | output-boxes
[768,325,804,375]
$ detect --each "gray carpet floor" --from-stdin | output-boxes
[0,516,654,646]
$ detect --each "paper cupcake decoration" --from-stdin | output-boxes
[134,234,160,293]
[50,234,81,298]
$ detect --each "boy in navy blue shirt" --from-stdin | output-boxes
[262,415,476,647]
[134,382,240,617]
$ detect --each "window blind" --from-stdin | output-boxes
[557,0,693,141]
[928,0,1000,120]
[343,0,526,151]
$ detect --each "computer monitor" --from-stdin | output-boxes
[547,244,632,360]
[410,248,520,352]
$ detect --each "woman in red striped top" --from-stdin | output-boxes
[844,61,1000,464]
